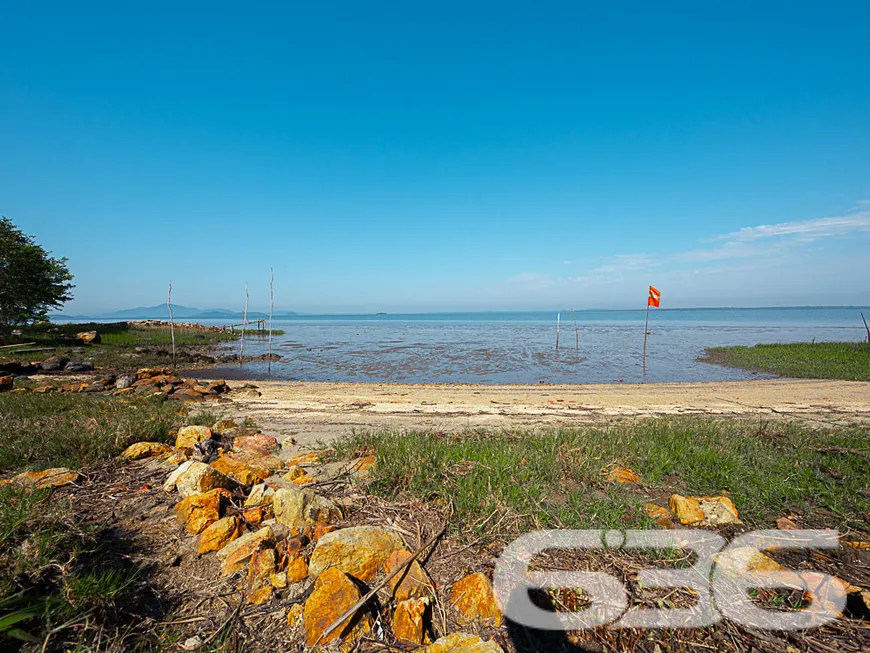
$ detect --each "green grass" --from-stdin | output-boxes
[0,485,144,647]
[0,391,191,648]
[700,341,870,381]
[0,391,180,472]
[334,417,870,537]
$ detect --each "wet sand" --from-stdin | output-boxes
[208,378,870,448]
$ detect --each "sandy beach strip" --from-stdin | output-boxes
[202,377,870,447]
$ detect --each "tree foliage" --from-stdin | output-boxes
[0,217,74,325]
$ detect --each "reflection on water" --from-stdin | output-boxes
[204,310,867,384]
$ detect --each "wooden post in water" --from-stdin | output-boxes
[239,282,249,365]
[268,268,274,375]
[571,308,579,350]
[167,281,176,367]
[862,312,870,353]
[642,303,651,382]
[555,312,561,351]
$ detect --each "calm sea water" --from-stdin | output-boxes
[185,307,869,384]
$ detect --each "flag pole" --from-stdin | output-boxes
[642,301,650,382]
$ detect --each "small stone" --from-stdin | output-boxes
[76,330,101,344]
[304,567,372,646]
[286,450,329,467]
[607,465,641,484]
[247,547,278,592]
[272,487,342,531]
[285,554,309,583]
[286,603,303,629]
[121,441,173,460]
[39,355,69,371]
[713,546,784,577]
[233,433,280,456]
[115,374,136,389]
[175,488,231,534]
[421,632,504,653]
[175,461,235,498]
[11,468,81,489]
[270,571,288,589]
[217,526,274,575]
[449,573,502,626]
[211,452,270,485]
[386,549,434,601]
[64,360,94,372]
[241,506,270,526]
[181,635,203,651]
[198,516,244,554]
[212,419,238,434]
[350,455,377,479]
[176,425,213,450]
[0,376,15,392]
[248,585,274,605]
[669,494,740,526]
[393,597,429,644]
[308,525,404,581]
[644,503,674,529]
[283,466,306,482]
[244,482,274,507]
[292,474,316,485]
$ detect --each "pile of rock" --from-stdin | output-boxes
[0,355,95,377]
[8,367,231,401]
[123,420,506,651]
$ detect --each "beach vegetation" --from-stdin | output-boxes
[700,341,870,381]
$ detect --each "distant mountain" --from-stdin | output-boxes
[50,304,298,321]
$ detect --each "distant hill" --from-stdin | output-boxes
[50,304,298,321]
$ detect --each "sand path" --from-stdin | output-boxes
[203,378,870,449]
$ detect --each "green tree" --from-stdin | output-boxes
[0,217,74,325]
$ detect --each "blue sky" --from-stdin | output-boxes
[2,1,869,314]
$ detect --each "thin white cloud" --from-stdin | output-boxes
[713,209,870,243]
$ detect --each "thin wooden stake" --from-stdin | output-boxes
[239,282,248,365]
[642,303,650,382]
[268,268,274,375]
[862,312,870,353]
[555,312,561,351]
[571,308,579,350]
[167,281,176,367]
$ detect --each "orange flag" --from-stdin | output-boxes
[648,285,661,308]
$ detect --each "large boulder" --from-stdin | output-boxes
[303,567,372,647]
[174,462,235,498]
[308,525,403,581]
[272,487,342,531]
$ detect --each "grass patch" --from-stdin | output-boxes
[335,417,870,537]
[700,341,870,381]
[0,391,180,473]
[0,391,190,648]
